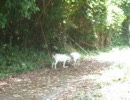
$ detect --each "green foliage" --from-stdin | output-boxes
[63,0,126,48]
[0,73,13,79]
[0,13,7,28]
[6,0,40,19]
[112,35,128,46]
[0,0,39,28]
[0,0,128,50]
[121,1,130,45]
[106,3,126,32]
[0,44,51,76]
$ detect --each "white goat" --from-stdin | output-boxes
[52,54,71,69]
[70,52,81,67]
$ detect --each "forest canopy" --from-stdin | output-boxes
[0,0,130,51]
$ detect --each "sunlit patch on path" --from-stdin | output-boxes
[95,48,130,65]
[90,48,130,100]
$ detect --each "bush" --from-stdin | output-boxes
[0,44,51,78]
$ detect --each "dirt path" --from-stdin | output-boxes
[0,48,130,100]
[0,59,111,100]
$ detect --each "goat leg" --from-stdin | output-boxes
[63,61,66,68]
[55,61,58,69]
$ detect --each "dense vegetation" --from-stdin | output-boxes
[0,0,130,77]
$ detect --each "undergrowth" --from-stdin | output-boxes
[0,44,51,78]
[0,43,129,79]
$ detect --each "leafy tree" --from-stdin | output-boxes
[121,0,130,45]
[0,0,39,28]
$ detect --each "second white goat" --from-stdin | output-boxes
[52,54,71,69]
[70,52,81,67]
